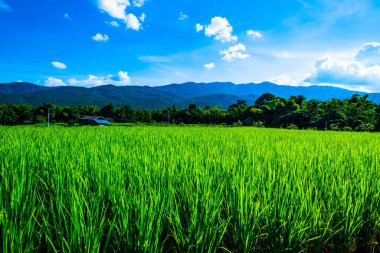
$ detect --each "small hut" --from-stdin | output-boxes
[78,116,110,126]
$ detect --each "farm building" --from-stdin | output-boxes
[78,116,110,126]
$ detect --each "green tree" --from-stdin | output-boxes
[100,104,116,120]
[254,93,276,107]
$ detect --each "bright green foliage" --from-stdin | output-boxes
[0,126,379,252]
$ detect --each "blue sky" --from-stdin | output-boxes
[1,0,380,92]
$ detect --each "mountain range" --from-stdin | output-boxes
[0,82,379,109]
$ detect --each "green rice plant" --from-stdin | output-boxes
[0,126,379,252]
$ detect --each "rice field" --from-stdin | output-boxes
[0,125,379,252]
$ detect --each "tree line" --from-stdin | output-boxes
[0,93,379,131]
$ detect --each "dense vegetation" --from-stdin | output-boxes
[1,93,379,131]
[0,126,379,252]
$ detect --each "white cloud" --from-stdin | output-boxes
[92,33,109,42]
[246,30,262,39]
[204,17,237,43]
[67,71,131,87]
[268,74,296,85]
[139,13,146,22]
[268,73,311,86]
[305,55,380,91]
[220,43,250,61]
[274,51,294,59]
[355,42,380,66]
[117,71,131,83]
[126,13,141,30]
[64,13,71,19]
[139,55,173,63]
[106,21,120,27]
[98,0,130,20]
[97,0,141,31]
[51,61,67,70]
[0,0,10,11]
[203,62,215,70]
[179,11,188,21]
[45,77,65,87]
[196,23,204,32]
[132,0,145,7]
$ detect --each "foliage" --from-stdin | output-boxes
[0,94,379,132]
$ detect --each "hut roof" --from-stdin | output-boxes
[78,116,110,125]
[80,116,107,121]
[95,119,110,124]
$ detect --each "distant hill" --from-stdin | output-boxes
[0,82,52,94]
[178,94,259,109]
[367,93,380,103]
[0,81,378,109]
[156,82,368,101]
[0,83,182,109]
